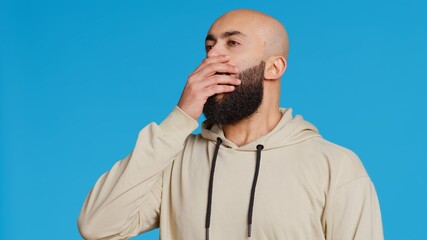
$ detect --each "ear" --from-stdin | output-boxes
[264,56,287,80]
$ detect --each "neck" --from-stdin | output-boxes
[222,103,282,147]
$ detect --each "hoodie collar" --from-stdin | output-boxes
[201,108,321,151]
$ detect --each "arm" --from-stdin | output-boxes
[78,107,198,240]
[322,149,384,240]
[78,55,240,239]
[326,177,383,240]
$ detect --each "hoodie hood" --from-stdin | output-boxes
[201,107,321,151]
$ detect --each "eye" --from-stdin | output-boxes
[205,45,214,51]
[227,40,240,47]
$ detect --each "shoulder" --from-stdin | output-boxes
[183,133,210,151]
[308,137,369,187]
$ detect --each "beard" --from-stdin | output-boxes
[203,61,265,126]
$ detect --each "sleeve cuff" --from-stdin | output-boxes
[159,106,199,144]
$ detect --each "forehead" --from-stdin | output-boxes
[207,14,262,39]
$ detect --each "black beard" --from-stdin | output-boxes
[203,61,265,126]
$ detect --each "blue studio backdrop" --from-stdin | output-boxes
[1,0,426,239]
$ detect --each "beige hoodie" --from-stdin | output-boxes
[78,107,383,240]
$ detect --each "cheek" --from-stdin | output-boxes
[233,53,263,71]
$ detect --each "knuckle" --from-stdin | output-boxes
[206,89,214,97]
[205,66,215,74]
[211,76,220,83]
[207,63,216,69]
[187,82,196,91]
[188,75,198,83]
[188,71,196,78]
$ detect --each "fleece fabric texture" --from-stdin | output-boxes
[78,106,383,240]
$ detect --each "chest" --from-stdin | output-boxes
[165,148,329,239]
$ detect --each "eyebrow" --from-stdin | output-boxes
[205,30,247,42]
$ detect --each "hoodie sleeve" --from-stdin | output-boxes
[78,107,198,240]
[323,150,384,240]
[326,177,383,240]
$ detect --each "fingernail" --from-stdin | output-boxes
[237,79,241,83]
[224,55,230,58]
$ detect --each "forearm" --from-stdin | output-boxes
[78,107,198,239]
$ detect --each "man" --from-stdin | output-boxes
[78,9,383,240]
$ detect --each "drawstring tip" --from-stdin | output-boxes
[248,224,252,237]
[206,228,209,240]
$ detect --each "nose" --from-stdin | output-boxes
[207,44,224,58]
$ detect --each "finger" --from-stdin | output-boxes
[200,75,241,88]
[205,84,236,97]
[196,62,239,78]
[192,55,231,74]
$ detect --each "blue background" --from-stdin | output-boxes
[1,0,426,239]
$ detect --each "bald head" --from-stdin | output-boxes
[210,9,289,60]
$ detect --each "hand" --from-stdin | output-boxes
[177,55,241,120]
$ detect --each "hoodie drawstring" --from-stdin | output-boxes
[247,144,264,237]
[205,137,222,240]
[205,137,264,240]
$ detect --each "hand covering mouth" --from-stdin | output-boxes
[214,72,231,76]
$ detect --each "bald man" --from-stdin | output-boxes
[78,9,383,240]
